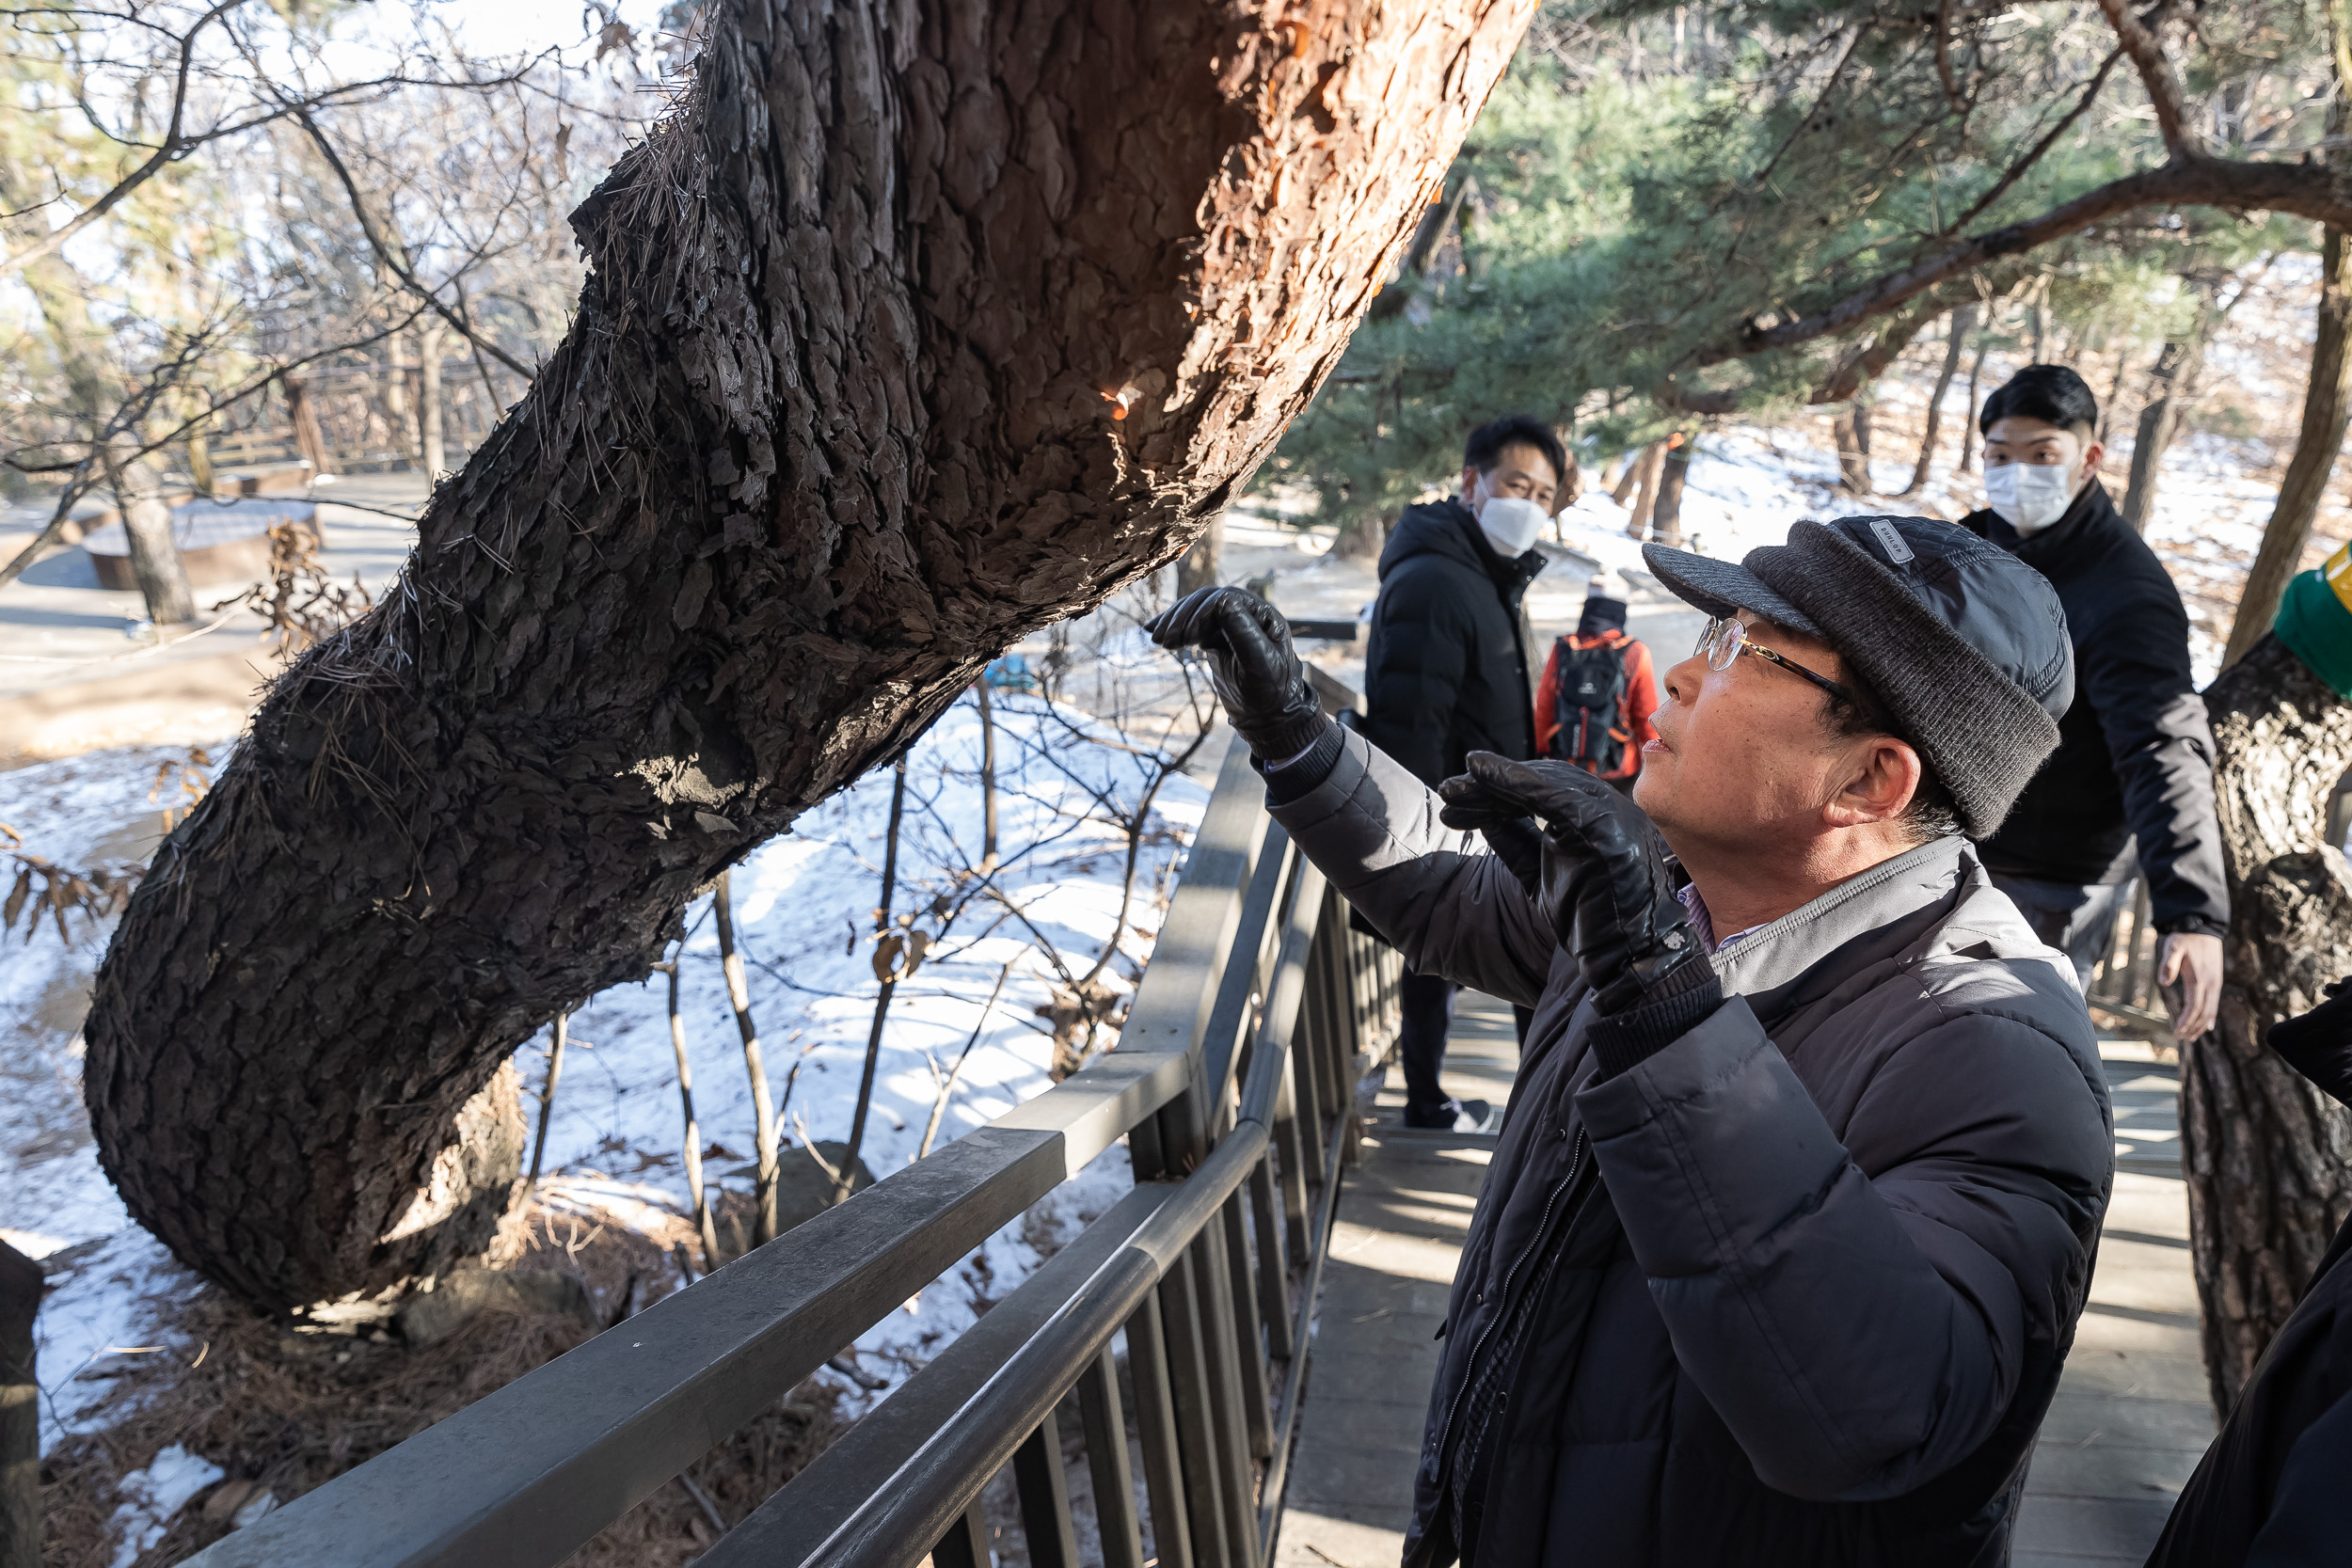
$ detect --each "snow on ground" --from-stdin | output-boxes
[3,681,1209,1454]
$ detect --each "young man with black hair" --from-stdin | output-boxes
[1957,364,2228,1041]
[1363,414,1565,1130]
[1149,513,2112,1568]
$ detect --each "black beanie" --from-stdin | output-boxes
[1578,594,1629,636]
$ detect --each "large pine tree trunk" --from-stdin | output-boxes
[83,0,1534,1313]
[2185,633,2352,1415]
[2223,228,2352,669]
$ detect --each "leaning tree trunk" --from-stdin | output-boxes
[2223,227,2352,670]
[83,0,1534,1313]
[2185,632,2352,1416]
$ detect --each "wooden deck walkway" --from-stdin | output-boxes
[1272,996,2211,1568]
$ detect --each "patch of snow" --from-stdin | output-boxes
[3,694,1207,1442]
[105,1443,223,1568]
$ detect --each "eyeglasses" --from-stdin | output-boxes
[1696,615,1851,702]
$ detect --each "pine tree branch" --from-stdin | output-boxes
[2095,0,2196,158]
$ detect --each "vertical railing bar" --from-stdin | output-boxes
[1013,1410,1080,1568]
[1258,1137,1349,1560]
[1125,1294,1196,1568]
[1248,1154,1293,1362]
[1218,1192,1277,1460]
[1271,1061,1313,1262]
[1159,1253,1233,1568]
[1189,1230,1263,1568]
[1287,988,1328,1185]
[929,1481,992,1568]
[1079,1345,1146,1568]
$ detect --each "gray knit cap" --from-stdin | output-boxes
[1644,516,2074,838]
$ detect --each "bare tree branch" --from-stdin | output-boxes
[1694,156,2350,372]
[0,0,537,279]
[286,103,535,379]
[1941,45,2125,238]
[2096,0,2195,158]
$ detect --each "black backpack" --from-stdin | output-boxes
[1549,637,1630,773]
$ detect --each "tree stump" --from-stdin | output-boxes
[2186,631,2352,1414]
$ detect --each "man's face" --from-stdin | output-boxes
[1982,415,2100,494]
[1460,442,1561,515]
[1633,610,1863,858]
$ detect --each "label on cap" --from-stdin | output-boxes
[1868,518,1915,564]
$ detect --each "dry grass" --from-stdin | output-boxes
[39,1193,848,1568]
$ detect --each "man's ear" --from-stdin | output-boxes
[1823,736,1923,830]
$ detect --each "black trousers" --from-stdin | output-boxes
[1398,966,1532,1118]
[1989,872,2136,988]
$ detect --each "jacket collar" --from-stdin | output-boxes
[1963,478,2122,568]
[1710,834,1969,1021]
[1381,497,1547,598]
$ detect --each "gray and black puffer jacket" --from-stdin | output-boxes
[1266,730,2114,1568]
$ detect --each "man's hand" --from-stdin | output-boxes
[1437,752,1707,1018]
[2157,931,2222,1040]
[1145,587,1330,762]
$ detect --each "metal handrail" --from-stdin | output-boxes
[191,685,1399,1568]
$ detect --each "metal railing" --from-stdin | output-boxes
[2085,878,2169,1038]
[190,680,1401,1568]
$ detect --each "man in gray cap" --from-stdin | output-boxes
[1148,515,2112,1568]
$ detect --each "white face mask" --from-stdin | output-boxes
[1475,493,1549,558]
[1984,461,2077,535]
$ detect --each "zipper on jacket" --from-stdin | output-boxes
[1425,1126,1593,1516]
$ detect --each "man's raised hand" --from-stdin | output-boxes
[1438,752,1708,1017]
[1145,587,1330,762]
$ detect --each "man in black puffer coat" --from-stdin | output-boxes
[1151,512,2112,1568]
[2145,980,2352,1567]
[1956,366,2227,1044]
[1364,414,1561,1130]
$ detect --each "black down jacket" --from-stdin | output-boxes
[1959,482,2228,936]
[1363,499,1546,788]
[1266,729,2114,1568]
[2145,988,2352,1567]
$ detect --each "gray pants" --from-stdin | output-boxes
[1989,873,2135,988]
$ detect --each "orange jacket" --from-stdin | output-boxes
[1534,631,1659,780]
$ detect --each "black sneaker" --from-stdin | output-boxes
[1402,1097,1493,1132]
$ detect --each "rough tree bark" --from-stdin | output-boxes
[2121,316,2214,533]
[2224,235,2352,668]
[1650,435,1692,546]
[0,1240,38,1568]
[83,0,1535,1312]
[2185,633,2352,1415]
[1619,441,1662,539]
[1832,403,1873,495]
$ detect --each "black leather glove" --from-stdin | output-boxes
[1439,752,1719,1076]
[1145,587,1331,762]
[2269,977,2352,1103]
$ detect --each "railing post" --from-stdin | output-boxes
[930,1490,993,1568]
[1124,1297,1197,1568]
[1158,1252,1233,1568]
[1078,1347,1146,1568]
[1014,1411,1081,1568]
